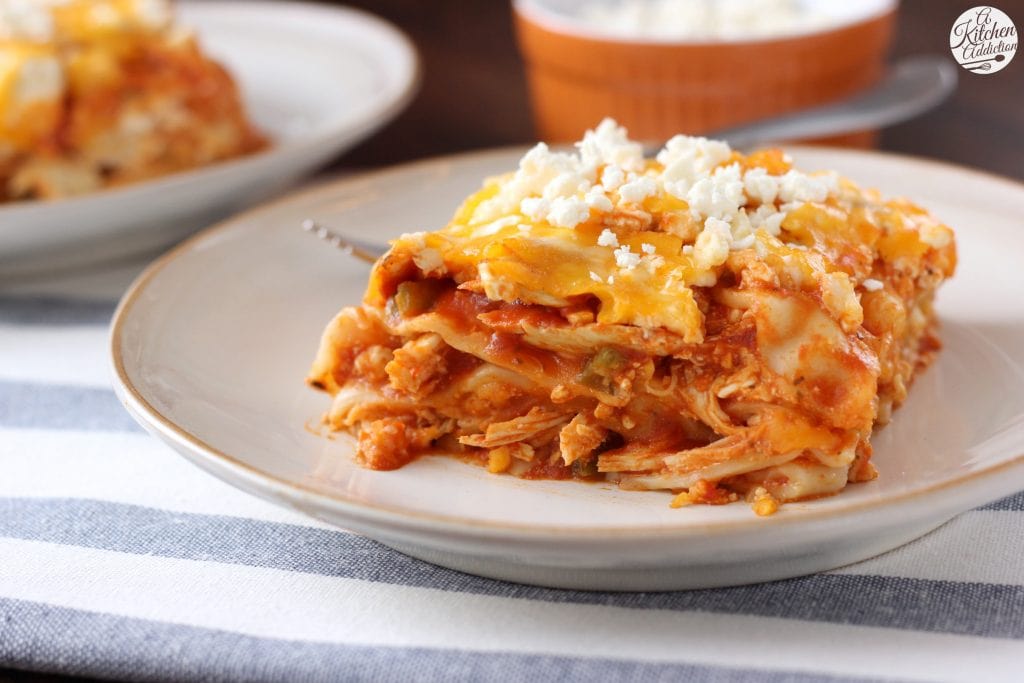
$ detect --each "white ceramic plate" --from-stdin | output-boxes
[111,147,1024,591]
[0,0,418,275]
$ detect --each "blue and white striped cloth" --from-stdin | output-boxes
[2,260,1023,682]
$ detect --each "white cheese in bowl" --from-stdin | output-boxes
[578,0,832,40]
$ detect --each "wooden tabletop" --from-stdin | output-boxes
[328,0,1024,180]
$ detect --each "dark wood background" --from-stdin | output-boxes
[1,0,1021,681]
[327,0,1023,180]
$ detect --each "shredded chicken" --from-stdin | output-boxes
[559,413,609,466]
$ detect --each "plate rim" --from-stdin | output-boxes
[0,0,421,217]
[110,144,1024,540]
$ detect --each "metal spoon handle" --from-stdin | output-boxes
[709,56,958,149]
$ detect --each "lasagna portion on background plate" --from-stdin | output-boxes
[0,0,265,202]
[308,119,956,515]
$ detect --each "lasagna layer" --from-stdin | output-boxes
[308,120,956,514]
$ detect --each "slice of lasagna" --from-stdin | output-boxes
[0,0,265,201]
[308,119,956,514]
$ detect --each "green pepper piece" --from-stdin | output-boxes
[578,346,627,391]
[394,280,442,317]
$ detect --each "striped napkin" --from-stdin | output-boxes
[2,259,1023,683]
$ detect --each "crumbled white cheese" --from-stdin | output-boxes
[684,163,745,221]
[601,164,626,192]
[658,135,733,202]
[618,175,657,204]
[474,142,589,223]
[777,169,831,204]
[468,117,847,285]
[614,244,642,270]
[748,204,786,236]
[743,167,779,205]
[597,228,619,247]
[584,185,613,212]
[547,196,591,229]
[731,209,754,236]
[589,270,603,283]
[577,118,645,172]
[519,197,549,221]
[607,275,615,285]
[862,278,884,292]
[543,171,589,201]
[693,217,733,269]
[732,234,756,251]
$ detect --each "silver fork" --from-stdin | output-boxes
[302,220,384,264]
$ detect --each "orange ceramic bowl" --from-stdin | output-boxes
[513,0,898,147]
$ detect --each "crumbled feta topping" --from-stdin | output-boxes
[542,171,588,201]
[743,167,779,205]
[470,118,841,273]
[547,196,591,229]
[614,244,642,270]
[746,204,782,234]
[862,278,884,292]
[589,270,603,283]
[693,217,733,269]
[658,134,732,186]
[732,234,756,251]
[584,185,613,212]
[597,228,619,247]
[474,142,587,223]
[519,197,548,221]
[641,243,656,255]
[601,164,627,191]
[577,118,645,172]
[684,163,745,221]
[618,175,657,204]
[777,170,831,204]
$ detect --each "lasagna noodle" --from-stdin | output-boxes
[308,121,956,513]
